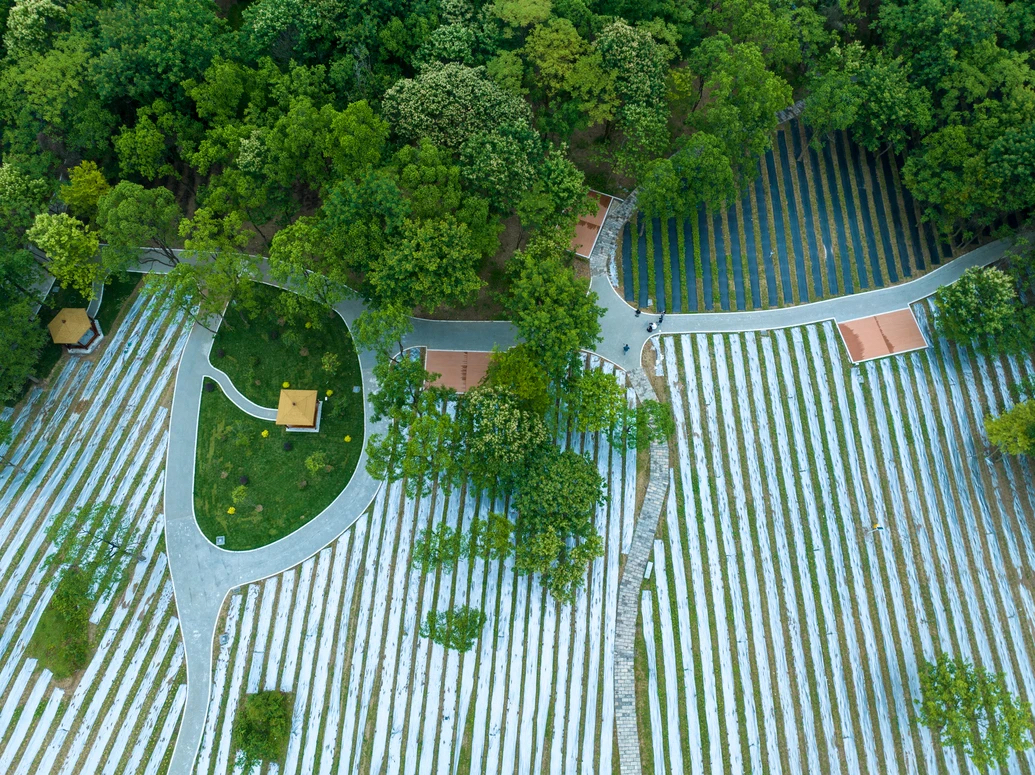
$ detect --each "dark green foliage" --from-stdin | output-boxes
[917,652,1035,770]
[419,605,487,652]
[933,264,1034,354]
[233,691,293,767]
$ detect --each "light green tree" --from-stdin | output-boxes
[917,651,1035,770]
[461,385,549,490]
[637,132,737,219]
[26,212,100,298]
[350,304,413,360]
[59,161,110,223]
[96,181,184,269]
[933,267,1019,350]
[985,401,1035,456]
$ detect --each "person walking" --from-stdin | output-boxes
[635,308,641,317]
[646,323,656,333]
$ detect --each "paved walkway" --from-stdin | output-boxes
[153,230,1013,774]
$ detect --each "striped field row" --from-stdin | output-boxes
[0,291,190,774]
[642,311,1035,774]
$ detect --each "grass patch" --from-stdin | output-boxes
[194,379,363,549]
[95,274,140,335]
[27,568,93,680]
[211,283,362,408]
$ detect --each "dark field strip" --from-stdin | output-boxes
[619,121,959,312]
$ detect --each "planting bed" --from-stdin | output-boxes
[193,358,638,775]
[0,294,189,774]
[619,121,958,312]
[643,309,1035,774]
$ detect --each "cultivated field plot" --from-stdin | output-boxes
[195,359,637,775]
[0,295,189,774]
[620,121,957,312]
[642,308,1035,775]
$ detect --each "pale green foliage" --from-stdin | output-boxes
[985,400,1035,456]
[267,216,348,310]
[491,0,551,28]
[26,212,100,298]
[484,344,550,416]
[382,63,533,151]
[934,266,1019,348]
[59,161,110,222]
[414,23,476,66]
[3,0,65,58]
[569,369,627,435]
[304,451,328,478]
[462,385,549,489]
[917,652,1035,770]
[0,162,50,240]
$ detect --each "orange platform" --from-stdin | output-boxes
[837,308,928,363]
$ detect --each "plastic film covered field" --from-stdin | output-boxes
[643,308,1035,774]
[193,356,638,775]
[0,294,190,774]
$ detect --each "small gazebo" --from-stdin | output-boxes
[276,389,321,432]
[48,308,102,353]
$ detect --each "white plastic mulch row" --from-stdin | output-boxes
[650,322,1035,774]
[195,362,636,774]
[0,294,190,774]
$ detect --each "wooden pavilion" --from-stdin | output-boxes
[47,308,102,353]
[276,389,321,432]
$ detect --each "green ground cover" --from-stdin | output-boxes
[195,284,364,550]
[27,567,93,680]
[210,283,362,407]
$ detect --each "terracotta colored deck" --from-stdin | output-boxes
[424,350,492,393]
[571,191,614,258]
[838,308,928,363]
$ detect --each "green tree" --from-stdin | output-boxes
[382,63,533,151]
[687,35,792,169]
[3,0,66,59]
[504,233,603,381]
[917,651,1035,771]
[515,144,593,233]
[985,401,1035,456]
[419,605,487,652]
[0,162,51,248]
[569,369,627,435]
[637,132,737,219]
[233,691,292,767]
[0,296,49,402]
[96,181,184,269]
[513,446,605,603]
[368,216,484,313]
[26,212,99,298]
[267,216,348,311]
[350,304,413,360]
[59,160,109,223]
[933,266,1020,350]
[461,385,549,490]
[459,124,541,213]
[145,209,259,332]
[484,344,551,416]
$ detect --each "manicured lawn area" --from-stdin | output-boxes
[211,283,362,408]
[195,284,365,550]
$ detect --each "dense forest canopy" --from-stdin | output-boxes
[2,0,1035,399]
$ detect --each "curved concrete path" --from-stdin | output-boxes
[156,232,1012,774]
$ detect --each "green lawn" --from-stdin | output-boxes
[195,285,365,550]
[211,283,363,407]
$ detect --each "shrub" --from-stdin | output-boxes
[233,691,293,767]
[322,352,341,375]
[419,605,487,652]
[304,452,328,478]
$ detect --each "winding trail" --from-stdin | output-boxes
[158,228,1012,773]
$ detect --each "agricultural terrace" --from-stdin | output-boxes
[619,121,961,313]
[639,306,1035,774]
[0,292,188,774]
[193,357,636,775]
